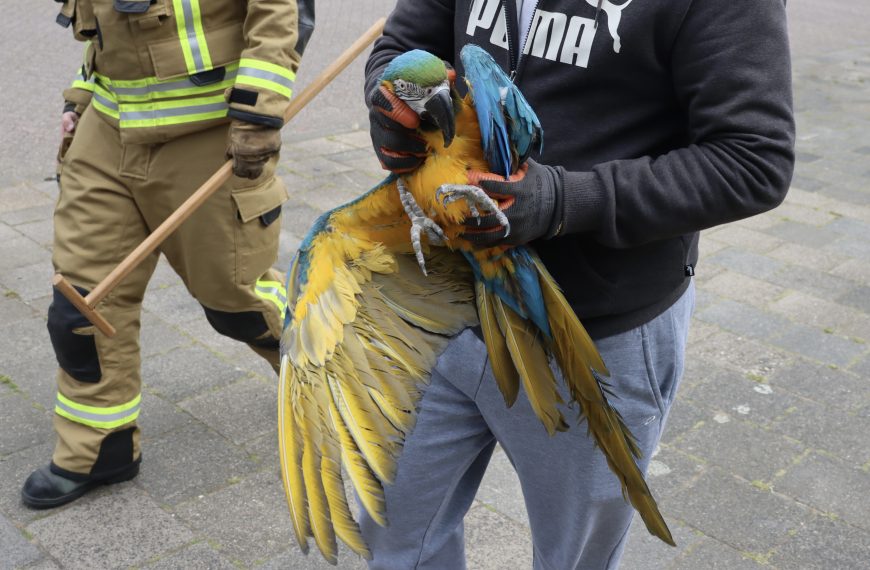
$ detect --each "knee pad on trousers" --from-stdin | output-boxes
[202,305,279,350]
[47,285,102,383]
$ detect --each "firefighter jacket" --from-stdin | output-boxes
[57,0,315,144]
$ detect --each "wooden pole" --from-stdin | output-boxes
[54,17,387,337]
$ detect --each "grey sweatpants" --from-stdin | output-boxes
[360,283,695,570]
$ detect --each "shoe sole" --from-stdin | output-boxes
[21,464,140,509]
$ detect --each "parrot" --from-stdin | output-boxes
[278,44,674,564]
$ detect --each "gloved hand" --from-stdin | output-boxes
[460,159,566,247]
[227,120,282,179]
[368,84,428,173]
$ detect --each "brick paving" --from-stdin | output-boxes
[2,3,870,569]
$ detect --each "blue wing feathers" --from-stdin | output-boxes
[460,45,543,177]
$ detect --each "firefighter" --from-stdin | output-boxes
[21,0,315,508]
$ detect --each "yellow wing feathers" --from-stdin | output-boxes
[279,189,477,562]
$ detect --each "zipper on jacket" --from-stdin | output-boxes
[501,0,519,76]
[502,0,540,83]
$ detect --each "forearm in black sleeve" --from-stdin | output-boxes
[565,0,795,248]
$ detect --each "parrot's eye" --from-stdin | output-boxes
[395,80,406,90]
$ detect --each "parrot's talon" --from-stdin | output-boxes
[397,178,446,275]
[435,184,512,236]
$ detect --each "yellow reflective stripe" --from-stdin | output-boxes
[55,393,141,429]
[119,94,225,125]
[172,0,197,74]
[93,64,238,103]
[120,109,227,128]
[255,280,288,314]
[189,0,212,69]
[72,80,95,92]
[55,407,140,429]
[172,0,211,74]
[256,292,287,314]
[57,392,141,415]
[118,79,233,102]
[91,74,232,128]
[95,63,239,89]
[92,97,120,119]
[235,75,293,100]
[238,59,297,82]
[123,93,225,111]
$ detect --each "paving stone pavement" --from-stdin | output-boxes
[2,4,870,570]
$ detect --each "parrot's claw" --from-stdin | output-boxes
[435,184,511,237]
[397,178,446,276]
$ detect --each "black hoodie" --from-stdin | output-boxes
[365,0,795,338]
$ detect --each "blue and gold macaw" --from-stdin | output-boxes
[279,45,673,564]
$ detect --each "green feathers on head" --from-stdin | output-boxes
[381,50,448,87]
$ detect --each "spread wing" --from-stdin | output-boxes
[278,176,478,563]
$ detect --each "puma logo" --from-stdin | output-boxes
[585,0,634,53]
[465,0,635,68]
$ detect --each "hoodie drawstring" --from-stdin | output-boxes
[594,0,604,28]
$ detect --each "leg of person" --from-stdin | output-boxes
[136,124,288,373]
[22,108,159,508]
[476,283,695,570]
[360,330,497,570]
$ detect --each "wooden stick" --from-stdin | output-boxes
[54,18,386,337]
[53,274,117,336]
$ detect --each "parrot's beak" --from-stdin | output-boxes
[423,86,455,148]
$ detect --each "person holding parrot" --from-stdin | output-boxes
[350,0,794,568]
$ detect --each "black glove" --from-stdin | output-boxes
[461,159,566,247]
[226,120,282,179]
[368,85,428,173]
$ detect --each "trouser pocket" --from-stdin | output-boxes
[231,174,288,285]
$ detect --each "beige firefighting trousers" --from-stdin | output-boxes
[49,106,287,479]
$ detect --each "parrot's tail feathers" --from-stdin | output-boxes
[492,294,568,435]
[533,257,608,377]
[278,355,311,554]
[621,467,676,546]
[534,255,673,545]
[476,282,519,407]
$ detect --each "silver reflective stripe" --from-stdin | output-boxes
[111,69,238,97]
[180,0,205,72]
[55,399,141,424]
[93,92,119,111]
[237,66,295,90]
[121,101,227,121]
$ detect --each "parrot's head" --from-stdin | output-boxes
[381,50,456,147]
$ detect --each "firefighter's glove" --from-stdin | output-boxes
[227,120,282,180]
[460,159,566,247]
[368,85,429,174]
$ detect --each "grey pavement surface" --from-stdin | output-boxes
[2,1,870,569]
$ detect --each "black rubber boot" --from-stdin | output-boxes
[21,461,140,509]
